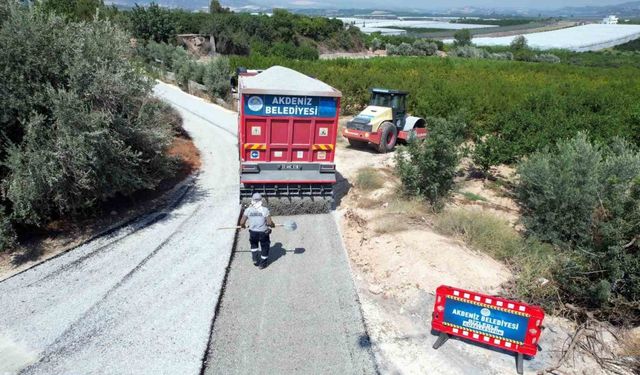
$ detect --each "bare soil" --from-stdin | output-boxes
[333,118,635,374]
[0,136,201,281]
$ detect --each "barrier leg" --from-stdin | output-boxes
[516,353,524,375]
[432,332,449,350]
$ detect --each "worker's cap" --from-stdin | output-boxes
[251,193,262,201]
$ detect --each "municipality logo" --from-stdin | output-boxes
[247,96,263,112]
[481,308,491,317]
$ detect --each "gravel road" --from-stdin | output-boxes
[204,214,377,375]
[0,82,240,374]
[0,83,376,375]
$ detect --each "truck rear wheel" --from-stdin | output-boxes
[348,139,368,148]
[377,122,398,153]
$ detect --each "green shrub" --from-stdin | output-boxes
[472,135,504,175]
[489,51,513,60]
[453,29,472,46]
[203,57,231,99]
[510,35,528,51]
[386,40,440,57]
[175,58,204,87]
[386,42,417,56]
[412,39,438,56]
[128,3,176,43]
[267,41,318,60]
[517,133,603,246]
[533,53,561,64]
[139,41,189,71]
[370,37,382,50]
[395,117,465,209]
[517,133,640,321]
[0,206,17,252]
[451,45,489,59]
[295,42,320,60]
[0,6,176,227]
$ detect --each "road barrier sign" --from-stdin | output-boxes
[431,285,545,374]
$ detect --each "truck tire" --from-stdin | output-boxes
[348,139,368,148]
[377,122,398,153]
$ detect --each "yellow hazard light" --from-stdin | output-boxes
[365,132,370,137]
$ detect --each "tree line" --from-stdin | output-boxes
[40,0,367,59]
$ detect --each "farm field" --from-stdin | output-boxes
[466,24,640,51]
[230,54,640,163]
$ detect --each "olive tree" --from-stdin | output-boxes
[395,117,466,209]
[516,133,640,313]
[203,57,231,99]
[453,29,472,46]
[0,5,176,241]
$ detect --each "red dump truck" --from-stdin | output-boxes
[237,66,342,210]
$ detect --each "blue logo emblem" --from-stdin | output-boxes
[247,96,264,112]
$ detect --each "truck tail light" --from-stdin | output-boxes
[241,164,260,173]
[320,164,335,173]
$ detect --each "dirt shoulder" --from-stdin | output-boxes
[0,135,201,281]
[333,117,634,374]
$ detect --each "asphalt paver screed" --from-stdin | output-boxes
[204,214,377,375]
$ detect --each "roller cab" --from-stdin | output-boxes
[343,88,427,153]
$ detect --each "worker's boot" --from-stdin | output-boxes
[251,249,260,266]
[258,256,269,269]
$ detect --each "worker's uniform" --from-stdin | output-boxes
[243,204,271,266]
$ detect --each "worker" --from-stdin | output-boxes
[240,193,275,269]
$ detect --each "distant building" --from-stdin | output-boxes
[602,15,619,24]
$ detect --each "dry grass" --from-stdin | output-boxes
[434,209,520,260]
[355,167,385,191]
[336,122,348,144]
[355,196,385,209]
[433,208,560,308]
[373,215,411,234]
[385,197,430,218]
[622,332,640,357]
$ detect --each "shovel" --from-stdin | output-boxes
[217,220,298,232]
